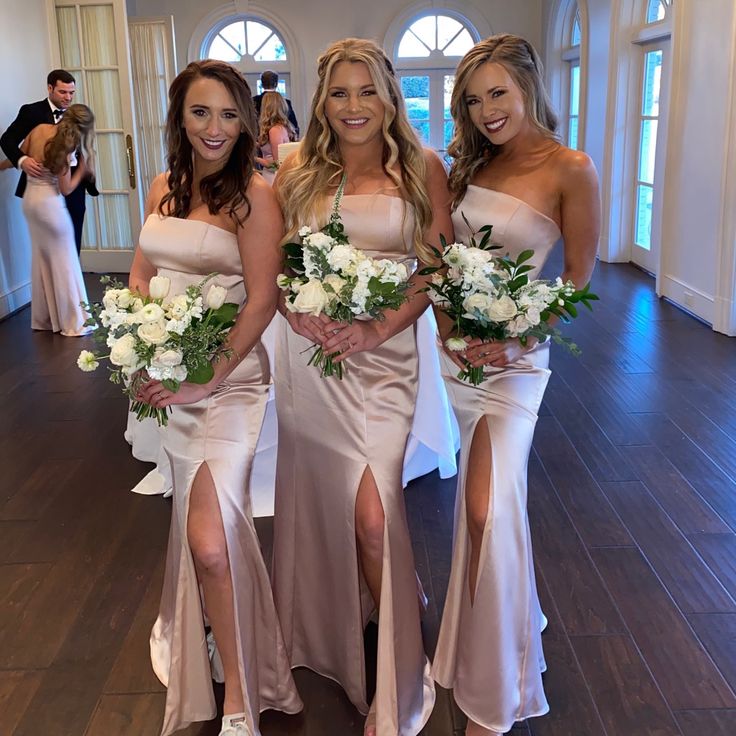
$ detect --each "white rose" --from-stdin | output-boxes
[486,294,518,322]
[137,319,169,345]
[445,337,467,352]
[154,348,183,367]
[526,306,542,326]
[139,302,165,323]
[463,292,494,316]
[323,273,346,297]
[109,334,138,367]
[291,279,329,316]
[206,285,227,310]
[77,350,99,372]
[149,275,171,300]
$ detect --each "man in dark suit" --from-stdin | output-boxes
[0,69,98,255]
[252,70,299,137]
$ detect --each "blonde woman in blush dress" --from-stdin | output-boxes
[130,60,302,736]
[255,91,296,185]
[271,38,452,736]
[431,35,600,736]
[19,104,93,336]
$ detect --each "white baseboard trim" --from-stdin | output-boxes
[0,280,31,320]
[713,295,736,336]
[661,274,715,325]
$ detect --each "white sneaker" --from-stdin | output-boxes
[219,713,251,736]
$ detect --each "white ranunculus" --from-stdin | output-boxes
[206,285,227,310]
[149,275,171,300]
[77,350,99,372]
[291,279,329,316]
[139,302,165,323]
[167,294,189,319]
[445,337,468,352]
[443,244,465,266]
[486,294,518,322]
[463,292,494,316]
[137,319,169,345]
[109,333,138,367]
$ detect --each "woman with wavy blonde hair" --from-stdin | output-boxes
[431,34,600,736]
[255,90,295,183]
[19,103,95,335]
[272,37,452,736]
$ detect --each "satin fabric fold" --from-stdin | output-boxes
[272,195,435,736]
[432,187,561,732]
[140,215,302,736]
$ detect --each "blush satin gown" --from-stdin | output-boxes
[139,213,302,736]
[272,194,435,736]
[432,185,562,732]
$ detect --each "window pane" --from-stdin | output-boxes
[444,29,474,57]
[437,16,462,50]
[635,184,654,249]
[219,21,245,57]
[568,117,579,150]
[409,16,437,48]
[572,14,581,46]
[254,33,286,61]
[398,30,431,57]
[569,64,580,116]
[57,7,81,68]
[410,120,430,145]
[443,119,454,150]
[642,50,662,116]
[639,119,658,184]
[647,0,666,23]
[208,35,241,62]
[81,5,117,66]
[444,75,454,117]
[401,75,429,117]
[246,20,272,54]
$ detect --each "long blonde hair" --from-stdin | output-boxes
[258,91,296,146]
[276,38,433,260]
[43,103,95,176]
[447,34,559,209]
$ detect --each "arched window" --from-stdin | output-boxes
[392,11,480,155]
[563,4,582,149]
[646,0,672,23]
[201,16,291,97]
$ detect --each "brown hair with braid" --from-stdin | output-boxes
[447,34,559,209]
[42,103,95,175]
[276,38,433,261]
[158,60,258,226]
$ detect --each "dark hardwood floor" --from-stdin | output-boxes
[1,260,736,736]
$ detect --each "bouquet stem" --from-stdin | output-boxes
[130,399,170,427]
[307,345,346,379]
[457,365,485,386]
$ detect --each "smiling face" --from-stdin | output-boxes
[464,61,529,146]
[48,81,75,110]
[182,76,243,169]
[324,61,386,147]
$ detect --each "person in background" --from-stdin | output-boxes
[255,91,296,184]
[252,70,299,137]
[1,69,98,255]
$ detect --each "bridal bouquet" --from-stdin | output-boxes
[76,274,238,425]
[423,220,598,385]
[277,217,410,378]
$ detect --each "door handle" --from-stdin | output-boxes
[126,134,136,189]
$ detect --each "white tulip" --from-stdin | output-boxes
[149,275,171,300]
[206,284,227,310]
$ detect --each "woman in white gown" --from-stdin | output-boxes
[431,35,600,736]
[130,60,302,736]
[19,104,92,336]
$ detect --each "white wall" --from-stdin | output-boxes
[126,0,543,128]
[0,0,51,319]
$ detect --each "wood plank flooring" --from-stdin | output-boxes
[1,259,735,735]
